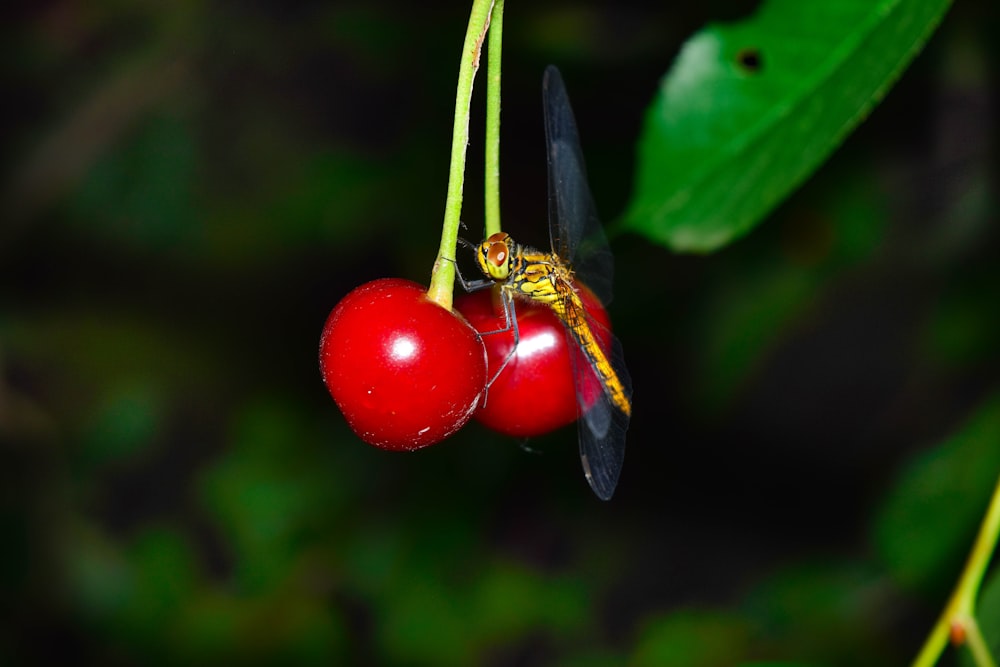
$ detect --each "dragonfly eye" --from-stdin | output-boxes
[486,241,508,267]
[478,232,512,279]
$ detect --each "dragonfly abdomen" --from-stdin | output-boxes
[556,294,633,419]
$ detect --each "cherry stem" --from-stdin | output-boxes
[911,472,1000,667]
[484,0,504,239]
[427,0,503,310]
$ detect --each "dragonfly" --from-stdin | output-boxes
[464,65,633,500]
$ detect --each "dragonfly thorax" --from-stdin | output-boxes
[476,232,518,282]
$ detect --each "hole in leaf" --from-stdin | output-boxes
[736,47,763,73]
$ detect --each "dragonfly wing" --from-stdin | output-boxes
[544,66,631,500]
[542,66,615,306]
[566,315,632,501]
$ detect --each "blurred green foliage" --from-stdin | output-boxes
[1,1,998,666]
[874,395,1000,594]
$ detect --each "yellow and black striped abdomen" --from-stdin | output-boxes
[553,286,632,418]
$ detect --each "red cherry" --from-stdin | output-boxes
[320,278,487,451]
[454,284,612,438]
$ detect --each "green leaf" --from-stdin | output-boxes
[79,382,165,470]
[170,587,348,664]
[874,394,1000,593]
[692,259,815,411]
[621,0,953,252]
[687,160,887,411]
[630,610,752,667]
[71,113,199,249]
[921,268,1000,369]
[199,399,351,593]
[469,561,589,645]
[558,649,629,667]
[63,524,133,621]
[741,562,894,664]
[119,526,201,641]
[377,575,475,667]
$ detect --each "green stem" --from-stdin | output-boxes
[427,0,498,310]
[967,617,998,667]
[910,619,949,667]
[483,0,504,238]
[911,472,1000,667]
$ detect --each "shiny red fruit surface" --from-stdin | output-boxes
[455,285,611,438]
[320,278,487,451]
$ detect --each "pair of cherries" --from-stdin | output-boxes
[319,277,610,450]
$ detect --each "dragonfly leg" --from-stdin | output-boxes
[442,253,495,293]
[484,290,519,389]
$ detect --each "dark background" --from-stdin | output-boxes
[2,1,998,664]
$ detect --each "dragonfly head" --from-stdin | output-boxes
[476,232,515,282]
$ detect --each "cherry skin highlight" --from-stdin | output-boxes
[320,278,487,451]
[455,284,612,438]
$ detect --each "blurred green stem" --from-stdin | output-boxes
[428,0,500,310]
[911,473,1000,667]
[483,0,504,238]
